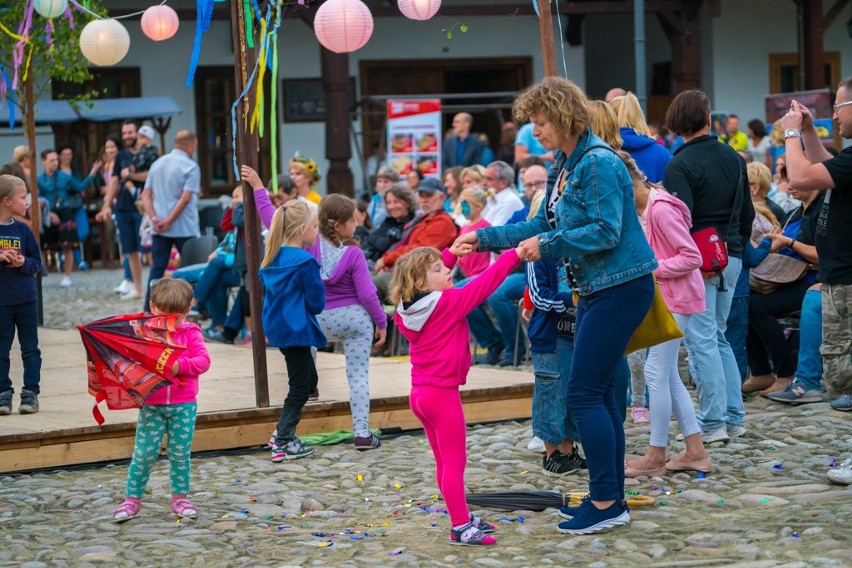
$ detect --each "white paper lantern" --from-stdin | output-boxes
[314,0,374,54]
[141,5,179,41]
[398,0,441,20]
[33,0,68,19]
[79,19,131,67]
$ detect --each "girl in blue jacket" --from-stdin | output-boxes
[259,201,326,462]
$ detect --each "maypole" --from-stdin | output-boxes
[536,0,557,77]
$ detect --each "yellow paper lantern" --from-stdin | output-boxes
[314,0,374,54]
[79,19,131,67]
[33,0,68,19]
[141,5,180,41]
[398,0,441,20]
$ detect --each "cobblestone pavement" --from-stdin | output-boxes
[5,267,845,567]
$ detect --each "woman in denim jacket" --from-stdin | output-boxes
[455,78,657,535]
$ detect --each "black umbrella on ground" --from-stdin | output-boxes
[466,491,655,511]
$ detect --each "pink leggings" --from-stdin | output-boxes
[409,385,470,527]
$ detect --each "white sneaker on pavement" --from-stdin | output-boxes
[727,424,747,438]
[60,276,72,287]
[120,290,141,300]
[115,280,132,294]
[527,436,545,452]
[826,458,852,485]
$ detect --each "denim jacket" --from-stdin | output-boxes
[476,131,657,295]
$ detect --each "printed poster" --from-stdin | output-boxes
[387,99,442,178]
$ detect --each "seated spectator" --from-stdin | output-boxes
[481,161,524,227]
[460,165,485,189]
[406,169,424,191]
[353,199,372,246]
[769,284,824,404]
[514,155,546,207]
[496,121,517,164]
[454,185,491,279]
[289,155,321,209]
[442,166,464,216]
[372,178,458,301]
[367,166,400,229]
[507,163,547,225]
[770,154,800,213]
[610,92,672,183]
[361,183,415,267]
[742,187,824,397]
[748,162,786,225]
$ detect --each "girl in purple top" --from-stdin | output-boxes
[241,166,387,450]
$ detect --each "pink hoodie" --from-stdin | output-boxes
[395,248,520,388]
[144,322,212,406]
[645,188,706,315]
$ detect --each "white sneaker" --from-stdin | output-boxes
[701,426,730,443]
[114,280,132,294]
[120,290,141,300]
[826,458,852,485]
[526,436,545,452]
[60,276,72,287]
[727,424,747,438]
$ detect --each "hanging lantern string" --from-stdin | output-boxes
[68,0,169,21]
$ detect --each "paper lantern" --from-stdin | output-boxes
[33,0,68,19]
[141,5,179,41]
[398,0,441,20]
[79,19,131,67]
[314,0,374,54]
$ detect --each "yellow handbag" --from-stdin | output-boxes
[625,282,683,354]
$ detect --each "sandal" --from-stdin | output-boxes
[112,499,141,523]
[171,498,198,519]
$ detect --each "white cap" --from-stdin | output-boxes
[138,125,155,140]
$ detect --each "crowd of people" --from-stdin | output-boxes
[0,76,850,545]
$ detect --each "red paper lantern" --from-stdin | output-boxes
[398,0,441,20]
[141,5,180,41]
[314,0,374,54]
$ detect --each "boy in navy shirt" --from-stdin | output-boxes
[0,174,43,414]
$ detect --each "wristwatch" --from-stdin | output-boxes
[784,129,802,140]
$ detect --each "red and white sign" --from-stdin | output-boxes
[387,99,441,177]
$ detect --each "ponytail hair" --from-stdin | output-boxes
[261,201,312,268]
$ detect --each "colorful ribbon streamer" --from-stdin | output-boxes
[185,0,216,88]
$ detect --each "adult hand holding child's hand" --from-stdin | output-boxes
[516,236,541,262]
[450,241,473,257]
[453,231,479,253]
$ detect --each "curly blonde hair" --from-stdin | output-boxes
[388,247,443,306]
[512,77,591,140]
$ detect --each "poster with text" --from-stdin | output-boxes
[387,99,442,177]
[765,89,836,147]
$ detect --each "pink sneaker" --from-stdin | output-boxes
[171,497,198,519]
[631,406,649,424]
[112,498,141,523]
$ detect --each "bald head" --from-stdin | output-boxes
[605,88,627,103]
[521,164,548,201]
[452,113,473,137]
[174,130,197,155]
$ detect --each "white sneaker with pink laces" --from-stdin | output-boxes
[630,406,649,424]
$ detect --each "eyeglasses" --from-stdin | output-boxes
[834,101,852,112]
[527,180,547,189]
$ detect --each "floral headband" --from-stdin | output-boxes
[291,153,319,179]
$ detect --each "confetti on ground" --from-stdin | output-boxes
[717,498,725,504]
[793,532,800,538]
[394,483,402,489]
[658,501,667,506]
[357,474,363,482]
[759,498,774,503]
[773,464,783,470]
[389,547,405,556]
[696,472,707,479]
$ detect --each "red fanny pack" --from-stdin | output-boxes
[691,227,729,291]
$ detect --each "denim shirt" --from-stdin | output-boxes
[476,131,657,296]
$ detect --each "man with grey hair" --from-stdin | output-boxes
[442,112,484,169]
[482,160,524,227]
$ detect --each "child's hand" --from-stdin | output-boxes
[171,360,180,376]
[240,165,264,190]
[521,308,532,321]
[374,327,387,347]
[450,242,473,257]
[8,252,24,268]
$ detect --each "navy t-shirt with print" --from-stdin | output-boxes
[819,147,852,284]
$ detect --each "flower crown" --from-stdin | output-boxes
[291,153,319,176]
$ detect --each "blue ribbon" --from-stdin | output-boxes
[0,63,14,128]
[186,0,216,88]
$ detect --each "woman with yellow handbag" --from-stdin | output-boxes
[620,153,713,477]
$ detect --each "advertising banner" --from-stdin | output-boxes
[765,89,836,146]
[387,99,442,178]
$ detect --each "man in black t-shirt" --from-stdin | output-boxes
[782,76,852,415]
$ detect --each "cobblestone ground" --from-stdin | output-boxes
[2,267,847,567]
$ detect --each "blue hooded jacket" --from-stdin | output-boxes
[259,246,327,349]
[619,127,671,184]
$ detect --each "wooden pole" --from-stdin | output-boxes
[537,0,557,77]
[320,46,354,196]
[24,76,41,243]
[230,0,269,408]
[802,0,824,90]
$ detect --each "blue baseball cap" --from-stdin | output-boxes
[416,177,446,195]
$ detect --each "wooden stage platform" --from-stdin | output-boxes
[1,329,533,473]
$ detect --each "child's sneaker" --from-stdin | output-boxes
[268,430,277,447]
[354,433,381,451]
[557,499,630,535]
[470,514,496,533]
[448,522,497,546]
[271,438,314,462]
[630,406,649,423]
[171,497,198,519]
[0,390,12,415]
[19,389,39,414]
[112,498,141,523]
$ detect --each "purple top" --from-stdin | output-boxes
[252,188,386,329]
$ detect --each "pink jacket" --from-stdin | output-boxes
[645,189,705,315]
[144,322,211,406]
[395,248,520,388]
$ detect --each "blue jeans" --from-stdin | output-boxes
[725,296,749,383]
[144,235,192,311]
[567,274,654,502]
[0,301,41,394]
[193,258,240,326]
[172,263,207,285]
[796,289,822,391]
[466,272,526,360]
[532,338,580,446]
[684,257,745,432]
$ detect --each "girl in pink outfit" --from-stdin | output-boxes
[113,279,212,523]
[455,185,492,278]
[389,242,523,546]
[619,152,712,478]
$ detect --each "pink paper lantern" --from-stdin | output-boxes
[398,0,441,20]
[314,0,374,54]
[141,5,180,41]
